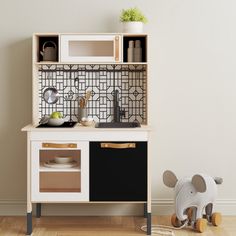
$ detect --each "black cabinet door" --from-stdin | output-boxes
[90,142,147,201]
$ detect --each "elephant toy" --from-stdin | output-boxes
[163,170,223,233]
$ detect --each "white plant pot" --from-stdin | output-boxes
[123,22,144,33]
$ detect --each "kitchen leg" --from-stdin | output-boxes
[36,203,41,218]
[26,212,32,235]
[147,213,152,235]
[27,133,32,234]
[144,203,147,218]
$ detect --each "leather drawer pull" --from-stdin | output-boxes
[42,143,77,148]
[115,36,120,62]
[100,143,136,149]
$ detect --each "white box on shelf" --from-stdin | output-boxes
[60,34,121,63]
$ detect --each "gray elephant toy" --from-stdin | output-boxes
[163,170,223,233]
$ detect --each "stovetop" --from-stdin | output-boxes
[36,121,77,128]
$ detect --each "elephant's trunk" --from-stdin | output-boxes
[174,182,194,222]
[175,201,188,221]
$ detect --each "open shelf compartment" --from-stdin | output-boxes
[123,35,147,63]
[40,172,81,192]
[34,34,59,63]
[39,149,81,193]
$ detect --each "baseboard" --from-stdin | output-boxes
[152,199,236,216]
[0,200,26,216]
[0,199,236,216]
[0,200,143,216]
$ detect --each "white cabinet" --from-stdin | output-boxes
[60,34,121,62]
[31,141,89,202]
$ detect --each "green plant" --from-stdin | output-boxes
[120,7,148,24]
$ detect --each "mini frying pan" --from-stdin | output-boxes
[43,87,59,104]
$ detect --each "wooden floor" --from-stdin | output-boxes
[0,216,235,236]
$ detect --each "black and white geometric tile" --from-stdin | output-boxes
[38,64,147,123]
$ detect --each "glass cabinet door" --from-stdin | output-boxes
[31,142,89,202]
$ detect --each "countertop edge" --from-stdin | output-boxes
[21,124,152,132]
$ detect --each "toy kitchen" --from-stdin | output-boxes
[22,33,151,235]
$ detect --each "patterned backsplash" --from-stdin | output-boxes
[38,64,147,123]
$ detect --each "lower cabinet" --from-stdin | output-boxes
[31,141,89,202]
[30,140,147,202]
[89,141,147,201]
[26,135,150,235]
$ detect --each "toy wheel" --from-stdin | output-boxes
[171,214,183,227]
[211,212,222,226]
[195,218,207,233]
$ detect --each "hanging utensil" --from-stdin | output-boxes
[85,90,92,107]
[79,97,86,108]
[43,87,59,104]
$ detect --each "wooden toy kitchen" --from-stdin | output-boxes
[22,33,151,235]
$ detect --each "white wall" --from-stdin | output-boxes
[0,0,236,215]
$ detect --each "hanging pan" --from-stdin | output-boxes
[43,87,59,104]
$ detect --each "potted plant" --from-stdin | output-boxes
[120,7,148,33]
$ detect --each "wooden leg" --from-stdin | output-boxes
[36,203,41,218]
[26,212,32,235]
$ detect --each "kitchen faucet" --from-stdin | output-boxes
[113,89,125,122]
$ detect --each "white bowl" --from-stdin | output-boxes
[54,157,73,164]
[80,118,94,127]
[48,118,64,126]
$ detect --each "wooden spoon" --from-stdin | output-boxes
[85,90,92,106]
[79,97,85,108]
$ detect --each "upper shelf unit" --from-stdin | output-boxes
[34,35,59,63]
[33,33,148,64]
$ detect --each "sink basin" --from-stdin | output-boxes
[95,122,141,128]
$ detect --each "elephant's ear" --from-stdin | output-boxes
[192,174,206,193]
[163,170,178,188]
